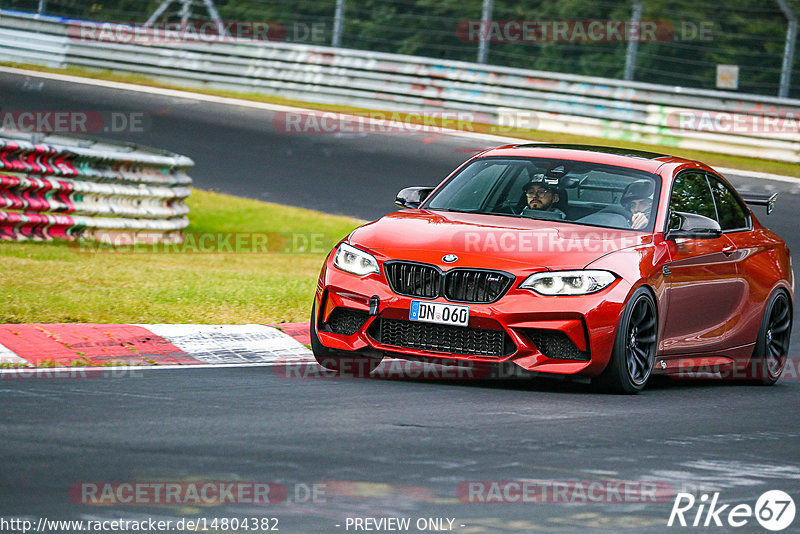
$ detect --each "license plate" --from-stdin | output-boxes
[410,300,469,327]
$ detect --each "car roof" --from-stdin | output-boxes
[477,143,708,175]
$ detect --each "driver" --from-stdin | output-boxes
[523,177,565,220]
[621,180,654,230]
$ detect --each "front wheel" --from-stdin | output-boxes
[594,288,658,394]
[310,303,382,377]
[745,290,792,385]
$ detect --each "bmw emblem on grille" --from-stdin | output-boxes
[442,254,458,263]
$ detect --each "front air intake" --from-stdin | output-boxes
[375,318,513,358]
[526,329,589,361]
[325,307,370,336]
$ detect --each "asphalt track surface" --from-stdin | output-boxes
[2,71,800,533]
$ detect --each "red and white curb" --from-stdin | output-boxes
[0,323,313,372]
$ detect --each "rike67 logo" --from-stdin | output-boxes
[668,490,795,531]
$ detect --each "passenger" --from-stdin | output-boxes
[621,180,654,230]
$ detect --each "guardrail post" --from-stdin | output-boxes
[145,0,227,36]
[777,0,797,98]
[477,0,494,64]
[37,0,46,14]
[332,0,346,47]
[624,0,643,81]
[145,1,171,27]
[179,0,191,25]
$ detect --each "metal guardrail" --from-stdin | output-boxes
[0,130,192,242]
[1,10,799,162]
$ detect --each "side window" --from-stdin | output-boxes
[708,175,749,231]
[428,163,507,210]
[668,172,716,229]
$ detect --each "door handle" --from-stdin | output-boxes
[722,245,736,256]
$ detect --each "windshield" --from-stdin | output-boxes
[423,157,661,231]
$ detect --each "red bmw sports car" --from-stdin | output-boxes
[311,144,793,393]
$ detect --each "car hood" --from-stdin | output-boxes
[348,209,649,272]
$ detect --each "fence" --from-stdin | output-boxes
[1,9,799,163]
[0,130,192,242]
[4,0,798,99]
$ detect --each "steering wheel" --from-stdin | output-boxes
[601,204,633,219]
[492,201,519,215]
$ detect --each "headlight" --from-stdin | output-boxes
[520,270,616,295]
[333,243,380,276]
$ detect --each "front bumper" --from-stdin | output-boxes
[314,259,632,377]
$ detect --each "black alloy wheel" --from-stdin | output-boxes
[747,290,792,385]
[596,287,657,394]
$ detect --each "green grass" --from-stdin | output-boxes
[4,62,799,178]
[0,189,363,324]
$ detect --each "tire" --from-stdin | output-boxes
[310,303,382,377]
[745,290,792,385]
[594,287,658,394]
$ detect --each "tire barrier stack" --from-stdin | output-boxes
[1,10,799,162]
[0,131,192,243]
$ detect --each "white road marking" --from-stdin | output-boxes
[0,342,30,366]
[134,323,312,364]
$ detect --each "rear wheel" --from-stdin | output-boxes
[595,288,657,394]
[310,303,382,377]
[745,290,792,385]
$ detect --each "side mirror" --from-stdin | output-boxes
[395,187,434,209]
[666,211,722,240]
